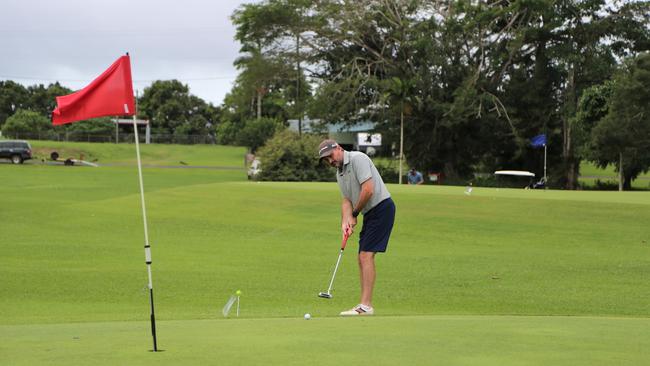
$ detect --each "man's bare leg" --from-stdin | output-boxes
[358,251,376,306]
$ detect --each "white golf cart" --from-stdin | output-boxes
[494,170,545,189]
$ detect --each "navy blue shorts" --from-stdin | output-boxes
[359,198,396,253]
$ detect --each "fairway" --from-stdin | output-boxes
[1,144,649,365]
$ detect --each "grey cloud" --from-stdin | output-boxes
[1,0,257,105]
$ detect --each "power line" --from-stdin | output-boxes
[135,76,237,82]
[0,75,88,83]
[0,75,238,83]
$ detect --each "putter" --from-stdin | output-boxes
[318,229,351,299]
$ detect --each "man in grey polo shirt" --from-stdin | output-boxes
[318,139,396,316]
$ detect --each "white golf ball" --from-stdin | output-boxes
[304,313,311,320]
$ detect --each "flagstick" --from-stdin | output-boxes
[133,114,158,352]
[544,144,548,189]
[236,295,240,317]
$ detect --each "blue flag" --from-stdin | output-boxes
[531,134,546,148]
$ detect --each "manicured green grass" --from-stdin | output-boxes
[28,140,247,167]
[579,161,650,189]
[1,144,649,365]
[580,176,650,190]
[580,161,650,179]
[2,316,649,366]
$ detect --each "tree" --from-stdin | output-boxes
[572,81,614,164]
[309,1,436,175]
[308,1,527,180]
[589,53,650,190]
[215,120,239,145]
[2,109,51,138]
[227,0,649,187]
[230,0,314,125]
[0,81,29,128]
[27,83,72,118]
[236,117,284,153]
[447,0,648,187]
[538,0,650,188]
[137,80,219,136]
[234,48,286,120]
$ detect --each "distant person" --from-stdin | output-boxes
[465,182,473,195]
[407,168,424,185]
[318,139,396,316]
[205,121,216,144]
[533,177,546,189]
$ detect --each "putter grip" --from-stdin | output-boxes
[341,233,350,250]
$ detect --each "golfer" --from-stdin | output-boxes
[318,139,396,316]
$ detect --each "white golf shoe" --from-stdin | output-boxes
[340,304,374,316]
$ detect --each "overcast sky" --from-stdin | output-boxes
[1,0,259,106]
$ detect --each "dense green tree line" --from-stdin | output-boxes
[586,53,650,189]
[0,79,221,142]
[1,1,648,189]
[0,77,281,148]
[137,80,220,138]
[0,81,118,138]
[229,0,649,189]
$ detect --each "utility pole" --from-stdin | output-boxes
[399,102,404,185]
[296,33,301,136]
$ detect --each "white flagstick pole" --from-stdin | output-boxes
[544,143,548,189]
[132,106,158,352]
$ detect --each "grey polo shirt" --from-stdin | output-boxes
[336,150,391,214]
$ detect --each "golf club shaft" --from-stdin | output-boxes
[322,232,350,296]
[326,249,344,294]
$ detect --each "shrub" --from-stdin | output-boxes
[63,117,114,133]
[236,117,283,153]
[216,120,239,145]
[2,109,51,137]
[255,130,333,182]
[374,161,400,184]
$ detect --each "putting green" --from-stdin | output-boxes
[2,316,648,365]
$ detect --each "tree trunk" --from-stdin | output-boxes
[623,176,632,191]
[398,104,404,185]
[256,89,262,120]
[296,33,302,136]
[443,161,459,182]
[619,152,623,191]
[562,65,579,189]
[566,159,578,189]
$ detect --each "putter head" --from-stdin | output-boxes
[318,292,332,299]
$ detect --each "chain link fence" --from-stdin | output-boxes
[5,131,218,145]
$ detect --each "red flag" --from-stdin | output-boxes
[52,55,135,125]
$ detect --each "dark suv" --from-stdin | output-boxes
[0,140,33,164]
